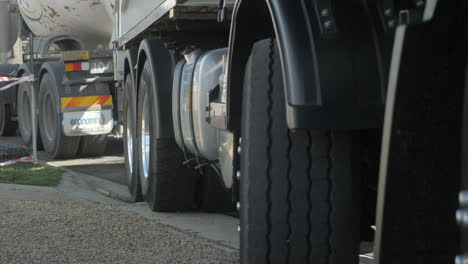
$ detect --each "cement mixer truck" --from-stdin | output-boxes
[1,0,466,264]
[0,0,116,157]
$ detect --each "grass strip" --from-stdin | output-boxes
[0,163,63,187]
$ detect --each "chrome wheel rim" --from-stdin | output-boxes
[43,93,56,142]
[140,92,150,195]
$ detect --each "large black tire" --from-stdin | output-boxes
[0,104,17,136]
[38,71,80,159]
[77,135,107,157]
[124,74,142,202]
[240,39,360,264]
[196,165,234,213]
[137,59,197,212]
[17,72,42,149]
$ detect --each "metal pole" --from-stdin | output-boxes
[29,32,37,163]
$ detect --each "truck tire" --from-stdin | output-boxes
[124,74,142,202]
[240,39,360,264]
[196,165,234,213]
[0,104,17,136]
[77,135,107,157]
[17,73,42,149]
[137,59,196,212]
[38,72,80,159]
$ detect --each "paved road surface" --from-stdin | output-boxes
[0,200,239,264]
[0,135,375,264]
[0,176,239,264]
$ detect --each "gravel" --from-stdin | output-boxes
[0,200,239,264]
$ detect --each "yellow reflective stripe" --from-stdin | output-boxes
[61,97,73,108]
[61,96,113,108]
[62,51,89,61]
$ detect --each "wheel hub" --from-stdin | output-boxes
[43,93,57,142]
[126,106,133,176]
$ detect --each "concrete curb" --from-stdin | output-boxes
[38,160,131,205]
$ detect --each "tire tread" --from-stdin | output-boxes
[138,59,196,212]
[38,71,80,159]
[241,39,359,264]
[0,104,17,136]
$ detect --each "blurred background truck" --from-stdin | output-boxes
[1,1,466,264]
[0,0,115,158]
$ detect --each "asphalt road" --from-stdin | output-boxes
[0,200,239,264]
[0,136,241,263]
[0,135,375,264]
[0,175,239,264]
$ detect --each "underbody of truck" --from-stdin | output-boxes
[115,0,465,263]
[0,0,466,263]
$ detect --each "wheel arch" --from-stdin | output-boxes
[37,62,64,96]
[123,48,138,114]
[0,64,19,106]
[123,49,137,87]
[17,63,41,88]
[15,63,41,115]
[227,0,392,130]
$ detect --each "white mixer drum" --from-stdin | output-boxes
[17,0,114,47]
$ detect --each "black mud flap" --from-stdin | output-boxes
[375,1,465,263]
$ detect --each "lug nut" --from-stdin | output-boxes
[236,170,241,180]
[455,255,468,264]
[324,20,333,29]
[237,145,242,154]
[384,8,392,16]
[460,191,468,206]
[237,225,241,232]
[320,9,329,17]
[456,209,468,226]
[236,202,240,211]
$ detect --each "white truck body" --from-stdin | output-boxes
[117,0,232,46]
[17,0,114,48]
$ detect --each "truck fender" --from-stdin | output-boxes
[0,64,19,105]
[227,0,394,130]
[123,49,138,92]
[14,63,42,114]
[136,39,176,139]
[38,62,65,98]
[0,64,18,77]
[18,63,42,89]
[121,49,138,124]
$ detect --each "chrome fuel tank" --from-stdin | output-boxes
[173,48,227,161]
